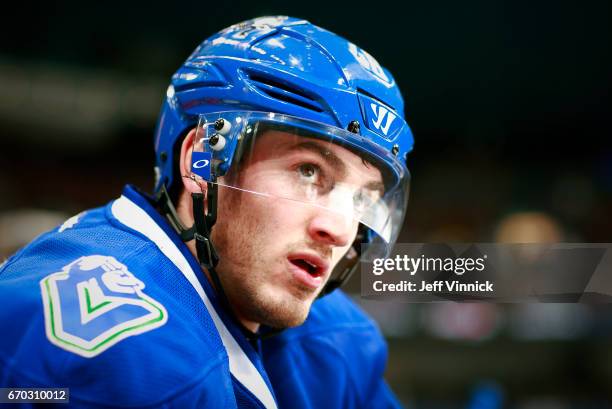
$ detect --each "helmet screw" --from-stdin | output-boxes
[391,144,399,156]
[160,151,168,162]
[347,120,360,134]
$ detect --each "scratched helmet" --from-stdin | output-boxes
[154,16,414,293]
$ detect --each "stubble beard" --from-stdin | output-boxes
[210,187,315,329]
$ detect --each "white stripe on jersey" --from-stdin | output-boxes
[111,196,278,409]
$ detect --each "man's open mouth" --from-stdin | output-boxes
[290,259,321,276]
[287,253,329,278]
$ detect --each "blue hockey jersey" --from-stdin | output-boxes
[262,290,403,409]
[0,185,401,408]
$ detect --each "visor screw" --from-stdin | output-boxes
[347,120,360,134]
[214,118,225,131]
[160,151,168,163]
[209,134,220,146]
[391,144,399,156]
[209,133,227,151]
[214,118,232,135]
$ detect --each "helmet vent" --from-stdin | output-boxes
[245,71,325,113]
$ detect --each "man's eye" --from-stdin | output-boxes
[297,163,320,182]
[354,190,376,212]
[354,191,367,210]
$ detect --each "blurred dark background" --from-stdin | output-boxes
[1,1,611,408]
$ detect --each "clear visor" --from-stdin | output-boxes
[190,111,409,258]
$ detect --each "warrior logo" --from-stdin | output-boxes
[370,103,397,136]
[40,255,167,358]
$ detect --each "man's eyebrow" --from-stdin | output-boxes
[291,141,385,193]
[364,180,385,196]
[293,141,346,177]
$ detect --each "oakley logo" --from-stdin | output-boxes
[192,152,212,180]
[370,103,397,136]
[193,159,210,169]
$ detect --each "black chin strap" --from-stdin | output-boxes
[191,186,219,270]
[155,183,281,342]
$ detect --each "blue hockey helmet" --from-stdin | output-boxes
[154,16,413,192]
[153,16,414,291]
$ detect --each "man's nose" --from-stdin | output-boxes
[307,209,356,248]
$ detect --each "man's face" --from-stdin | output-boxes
[210,130,384,329]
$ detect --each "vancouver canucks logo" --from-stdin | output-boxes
[40,255,168,358]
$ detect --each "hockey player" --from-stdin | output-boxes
[0,16,413,408]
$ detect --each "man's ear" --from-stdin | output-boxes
[179,128,207,195]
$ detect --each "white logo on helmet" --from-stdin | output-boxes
[229,16,305,39]
[348,43,390,84]
[370,103,397,136]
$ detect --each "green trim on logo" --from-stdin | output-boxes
[83,287,112,314]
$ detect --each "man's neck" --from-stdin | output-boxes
[177,193,260,334]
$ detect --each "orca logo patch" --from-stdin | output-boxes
[40,255,168,358]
